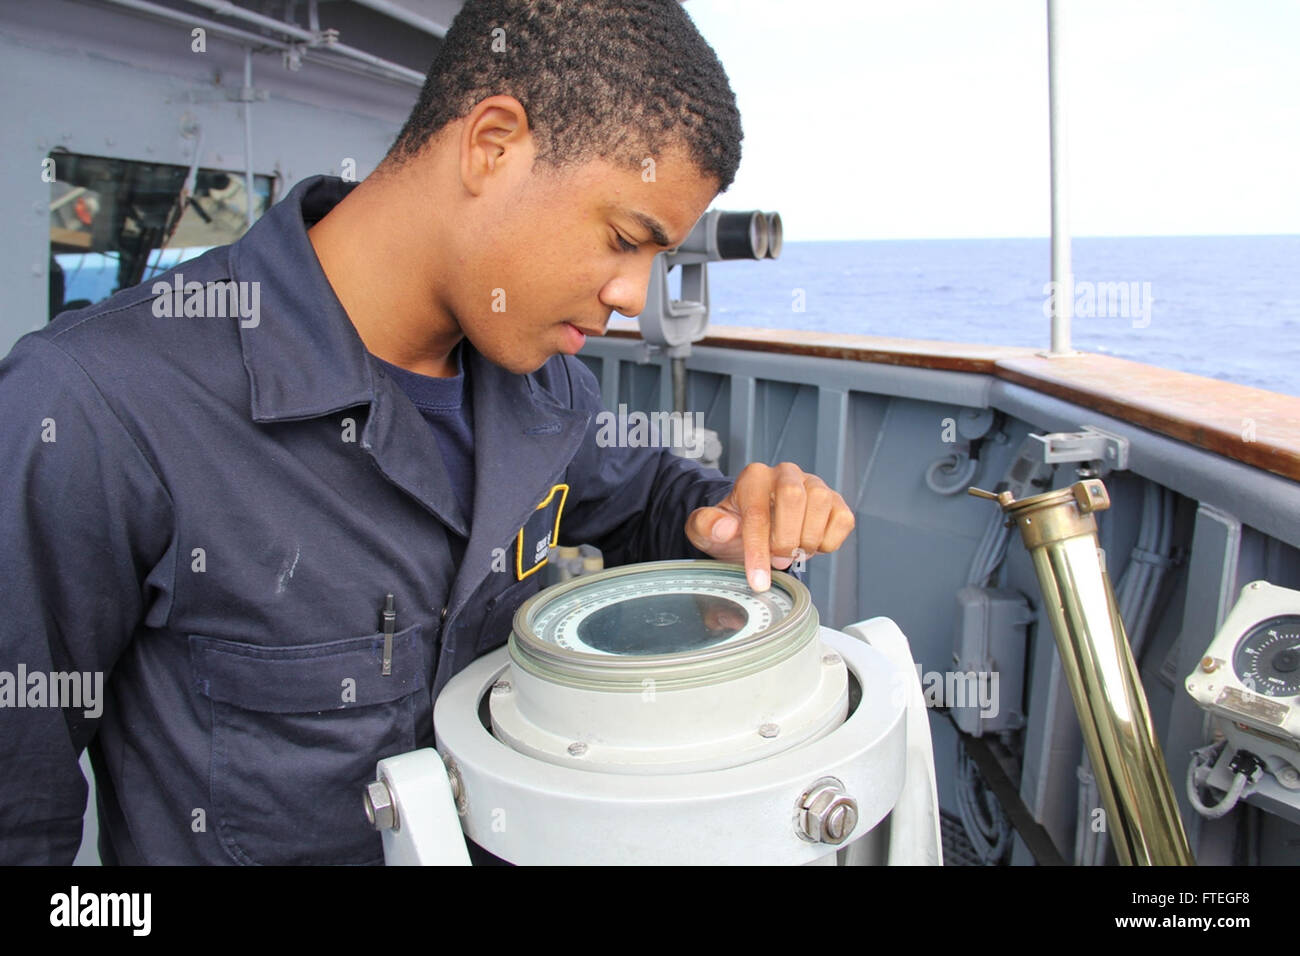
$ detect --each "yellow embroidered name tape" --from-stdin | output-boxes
[515,483,569,580]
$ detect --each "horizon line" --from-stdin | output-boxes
[777,232,1300,243]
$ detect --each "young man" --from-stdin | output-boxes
[0,0,853,864]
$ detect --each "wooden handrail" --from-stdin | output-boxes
[604,321,1300,483]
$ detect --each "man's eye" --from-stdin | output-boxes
[614,234,638,253]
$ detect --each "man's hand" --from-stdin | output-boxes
[685,462,855,591]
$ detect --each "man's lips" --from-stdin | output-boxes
[565,322,606,337]
[560,322,595,354]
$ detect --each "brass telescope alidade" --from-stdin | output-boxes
[969,478,1194,866]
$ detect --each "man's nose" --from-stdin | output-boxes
[601,255,658,319]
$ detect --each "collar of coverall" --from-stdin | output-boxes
[230,175,576,425]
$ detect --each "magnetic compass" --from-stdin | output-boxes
[427,559,921,864]
[490,560,846,772]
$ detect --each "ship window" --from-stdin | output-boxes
[47,151,275,321]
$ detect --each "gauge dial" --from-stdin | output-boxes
[1233,614,1300,697]
[527,566,794,657]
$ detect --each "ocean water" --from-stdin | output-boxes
[703,235,1300,397]
[59,235,1300,396]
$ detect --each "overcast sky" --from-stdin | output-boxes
[683,0,1300,240]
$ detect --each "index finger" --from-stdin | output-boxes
[736,465,774,590]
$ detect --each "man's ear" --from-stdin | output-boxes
[459,95,534,197]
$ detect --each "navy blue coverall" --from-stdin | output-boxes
[0,176,732,864]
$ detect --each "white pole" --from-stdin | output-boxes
[1048,0,1072,354]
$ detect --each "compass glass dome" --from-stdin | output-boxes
[525,563,795,657]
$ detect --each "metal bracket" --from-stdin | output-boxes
[1028,425,1129,473]
[181,88,269,105]
[233,84,265,103]
[634,341,692,365]
[637,256,710,357]
[283,43,306,72]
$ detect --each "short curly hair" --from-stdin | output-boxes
[387,0,742,190]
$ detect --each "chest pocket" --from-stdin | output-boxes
[473,575,543,657]
[190,625,428,866]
